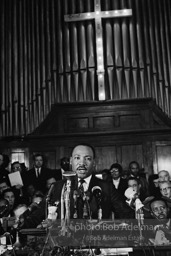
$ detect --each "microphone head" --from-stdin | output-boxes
[92,186,102,198]
[0,204,9,217]
[124,187,136,200]
[63,171,77,179]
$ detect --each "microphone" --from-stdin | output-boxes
[63,171,76,179]
[92,186,102,220]
[46,183,55,201]
[73,190,78,201]
[0,205,9,218]
[92,186,102,199]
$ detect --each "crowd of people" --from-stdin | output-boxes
[0,144,171,245]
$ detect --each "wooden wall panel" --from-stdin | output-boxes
[153,142,171,176]
[95,146,117,172]
[120,144,143,171]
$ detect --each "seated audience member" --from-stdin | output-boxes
[0,199,10,235]
[46,175,57,193]
[0,153,10,180]
[26,153,52,194]
[124,177,150,219]
[25,184,37,204]
[53,157,70,180]
[109,163,128,196]
[148,174,161,197]
[11,161,28,186]
[122,170,129,180]
[148,197,171,245]
[13,204,28,228]
[127,177,147,202]
[0,179,10,195]
[159,181,171,200]
[10,161,29,205]
[21,144,133,228]
[158,170,170,182]
[32,191,44,204]
[128,161,149,198]
[2,188,17,217]
[101,169,111,181]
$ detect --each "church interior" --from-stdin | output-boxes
[1,0,171,253]
[0,0,171,176]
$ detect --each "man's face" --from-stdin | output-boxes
[158,171,170,182]
[130,163,139,177]
[151,200,168,221]
[34,156,43,168]
[27,185,36,196]
[110,168,120,179]
[12,163,22,172]
[159,182,171,198]
[71,145,95,179]
[46,177,56,189]
[0,182,9,194]
[4,191,15,208]
[128,179,140,194]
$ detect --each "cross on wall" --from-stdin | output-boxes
[64,0,132,100]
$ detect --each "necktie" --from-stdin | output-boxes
[78,179,85,196]
[77,179,85,218]
[36,168,40,178]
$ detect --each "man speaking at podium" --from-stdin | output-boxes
[20,144,133,228]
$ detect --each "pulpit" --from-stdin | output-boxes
[12,220,171,255]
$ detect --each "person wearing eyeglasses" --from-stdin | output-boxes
[158,170,170,182]
[109,163,128,196]
[127,177,147,202]
[159,181,171,199]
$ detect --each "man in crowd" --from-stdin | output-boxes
[148,197,171,245]
[159,181,171,199]
[158,170,170,182]
[128,161,149,198]
[52,157,70,180]
[26,153,51,194]
[20,143,133,228]
[127,177,147,202]
[0,179,10,195]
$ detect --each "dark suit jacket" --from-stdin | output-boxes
[112,178,128,196]
[51,168,62,181]
[25,167,52,193]
[22,175,134,228]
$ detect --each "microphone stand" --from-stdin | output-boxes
[60,179,72,236]
[135,199,144,246]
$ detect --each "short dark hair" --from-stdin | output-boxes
[71,143,96,158]
[149,197,168,211]
[2,188,15,198]
[102,169,110,175]
[11,161,21,169]
[33,153,44,161]
[127,176,140,185]
[129,161,140,170]
[110,163,123,174]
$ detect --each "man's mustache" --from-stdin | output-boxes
[77,165,87,170]
[158,214,165,218]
